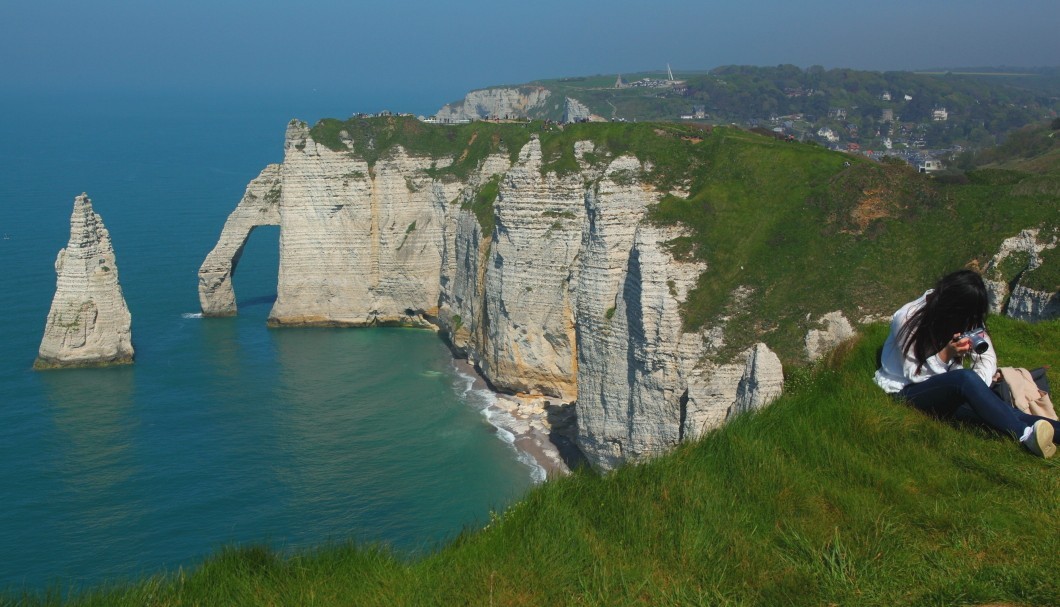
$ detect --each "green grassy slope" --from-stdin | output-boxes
[19,316,1059,606]
[309,116,536,179]
[956,121,1060,174]
[651,128,1060,364]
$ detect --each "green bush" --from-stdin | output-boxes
[463,174,501,234]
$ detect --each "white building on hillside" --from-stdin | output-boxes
[918,159,943,173]
[817,127,839,143]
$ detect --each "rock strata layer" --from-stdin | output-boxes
[36,194,133,369]
[200,124,785,470]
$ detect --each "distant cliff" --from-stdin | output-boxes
[437,65,1060,149]
[199,116,1059,470]
[435,86,605,124]
[36,193,133,369]
[436,86,553,122]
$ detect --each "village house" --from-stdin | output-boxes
[817,127,839,143]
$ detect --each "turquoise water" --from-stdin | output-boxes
[0,90,533,591]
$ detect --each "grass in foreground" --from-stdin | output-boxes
[11,317,1060,606]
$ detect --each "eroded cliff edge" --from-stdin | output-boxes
[36,193,134,369]
[199,119,783,470]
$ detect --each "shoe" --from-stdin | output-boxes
[1021,420,1056,459]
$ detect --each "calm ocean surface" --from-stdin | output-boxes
[0,88,533,591]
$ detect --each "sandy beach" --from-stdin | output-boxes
[450,358,577,480]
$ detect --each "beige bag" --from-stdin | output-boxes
[997,367,1058,421]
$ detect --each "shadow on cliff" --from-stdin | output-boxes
[238,294,277,309]
[545,402,590,470]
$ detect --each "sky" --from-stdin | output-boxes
[2,0,1058,113]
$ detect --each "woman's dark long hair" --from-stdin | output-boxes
[900,269,989,371]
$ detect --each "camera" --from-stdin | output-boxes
[958,328,989,355]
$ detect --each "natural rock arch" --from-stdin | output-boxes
[198,164,282,316]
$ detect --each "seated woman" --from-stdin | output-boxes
[874,269,1058,458]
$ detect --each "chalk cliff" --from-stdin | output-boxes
[436,87,553,122]
[266,121,461,326]
[1007,284,1060,321]
[36,194,134,369]
[200,120,784,470]
[571,163,784,466]
[562,98,597,123]
[983,228,1060,322]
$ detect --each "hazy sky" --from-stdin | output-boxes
[2,0,1057,110]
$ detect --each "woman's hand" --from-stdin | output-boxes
[939,333,973,363]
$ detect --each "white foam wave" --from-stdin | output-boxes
[526,459,547,484]
[449,360,547,483]
[469,387,499,410]
[450,364,477,399]
[483,409,517,444]
[181,312,203,319]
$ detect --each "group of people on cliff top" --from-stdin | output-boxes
[874,269,1058,458]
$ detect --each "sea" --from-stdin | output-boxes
[0,87,535,592]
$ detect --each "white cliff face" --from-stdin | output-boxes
[439,209,491,351]
[200,125,787,470]
[1007,284,1060,321]
[571,158,658,468]
[567,157,784,469]
[562,97,595,123]
[731,343,785,416]
[269,121,459,326]
[436,87,552,122]
[435,151,513,354]
[36,194,133,369]
[983,229,1048,313]
[479,139,583,398]
[678,341,784,441]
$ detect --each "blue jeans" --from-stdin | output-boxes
[899,369,1060,441]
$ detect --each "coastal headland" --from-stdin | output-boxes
[199,115,1060,472]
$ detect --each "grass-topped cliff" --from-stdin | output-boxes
[309,116,1059,365]
[15,316,1060,606]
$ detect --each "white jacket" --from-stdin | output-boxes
[873,290,996,394]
